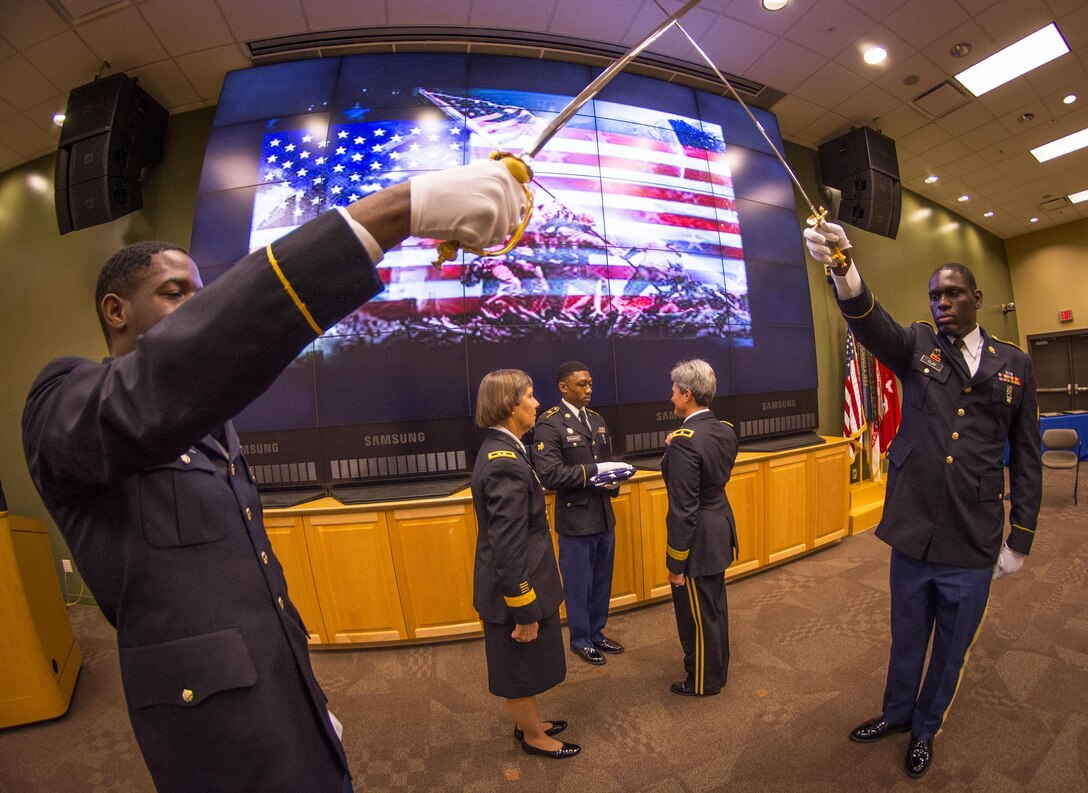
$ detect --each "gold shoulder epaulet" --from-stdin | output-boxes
[720,420,734,427]
[586,408,600,416]
[541,406,560,419]
[991,335,1025,353]
[917,319,936,331]
[488,450,517,460]
[673,428,695,439]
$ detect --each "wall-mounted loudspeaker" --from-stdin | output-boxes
[54,74,167,234]
[817,126,901,239]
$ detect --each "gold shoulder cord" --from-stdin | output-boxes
[265,244,323,335]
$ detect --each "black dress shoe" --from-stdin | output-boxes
[572,646,606,665]
[513,720,567,741]
[593,636,624,653]
[905,737,933,778]
[670,680,719,697]
[520,739,581,759]
[849,717,912,744]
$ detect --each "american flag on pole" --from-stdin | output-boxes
[844,328,867,460]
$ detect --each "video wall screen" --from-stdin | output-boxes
[192,53,818,489]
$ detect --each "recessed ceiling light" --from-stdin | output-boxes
[924,175,938,184]
[957,194,970,202]
[1064,94,1077,104]
[955,23,1069,97]
[950,42,972,59]
[52,113,65,126]
[1030,217,1039,223]
[863,46,887,65]
[1030,126,1088,162]
[1069,188,1088,203]
[762,0,789,10]
[983,211,995,217]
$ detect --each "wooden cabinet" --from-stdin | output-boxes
[812,444,850,547]
[725,462,763,578]
[264,515,326,643]
[304,511,407,644]
[266,437,856,648]
[764,453,811,564]
[386,502,480,640]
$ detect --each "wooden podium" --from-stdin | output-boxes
[0,510,82,728]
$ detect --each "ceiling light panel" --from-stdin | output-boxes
[955,23,1069,97]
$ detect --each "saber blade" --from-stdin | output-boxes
[522,0,704,160]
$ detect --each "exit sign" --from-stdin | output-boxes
[1059,309,1074,322]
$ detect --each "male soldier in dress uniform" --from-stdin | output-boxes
[662,359,738,697]
[22,161,525,793]
[533,361,630,665]
[804,221,1041,779]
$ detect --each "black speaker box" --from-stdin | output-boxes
[838,172,902,239]
[818,126,899,186]
[54,74,167,234]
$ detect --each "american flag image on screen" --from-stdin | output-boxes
[248,88,749,344]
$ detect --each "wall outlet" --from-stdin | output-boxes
[61,559,73,573]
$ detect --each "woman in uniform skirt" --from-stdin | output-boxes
[470,369,581,759]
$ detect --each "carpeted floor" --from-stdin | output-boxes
[2,466,1086,792]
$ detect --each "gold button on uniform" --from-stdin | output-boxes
[951,432,959,440]
[182,688,194,703]
[957,408,965,416]
[180,454,191,464]
[245,507,253,521]
[261,551,269,565]
[230,463,236,476]
[278,596,285,610]
[964,386,972,393]
[923,367,930,374]
[946,456,954,464]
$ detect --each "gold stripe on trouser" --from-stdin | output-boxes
[686,578,705,695]
[937,594,991,730]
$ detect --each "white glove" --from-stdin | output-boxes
[409,161,525,249]
[802,220,852,266]
[595,461,632,474]
[992,543,1025,580]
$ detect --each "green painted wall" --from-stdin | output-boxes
[0,113,1015,603]
[1005,216,1088,346]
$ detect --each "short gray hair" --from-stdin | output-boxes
[670,359,716,407]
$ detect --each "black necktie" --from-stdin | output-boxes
[950,337,968,372]
[579,408,592,433]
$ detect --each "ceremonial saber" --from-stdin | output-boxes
[432,0,704,267]
[653,0,851,269]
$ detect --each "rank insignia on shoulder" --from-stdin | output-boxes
[987,345,996,354]
[541,406,560,419]
[488,450,517,460]
[537,441,544,450]
[673,428,695,439]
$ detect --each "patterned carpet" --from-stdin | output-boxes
[2,466,1085,792]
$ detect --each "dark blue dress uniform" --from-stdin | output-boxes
[838,280,1041,740]
[471,430,566,698]
[532,403,618,651]
[22,210,383,793]
[661,410,738,695]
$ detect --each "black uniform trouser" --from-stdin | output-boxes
[671,572,729,695]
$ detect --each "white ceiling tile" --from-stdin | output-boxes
[76,7,169,71]
[0,113,58,155]
[839,24,916,82]
[975,77,1044,116]
[975,0,1060,48]
[797,110,855,146]
[958,119,1013,150]
[0,141,19,171]
[0,1,69,49]
[218,0,309,41]
[897,121,954,154]
[174,44,250,101]
[873,51,946,102]
[842,0,911,22]
[837,83,902,127]
[746,39,827,94]
[717,0,809,35]
[0,54,60,111]
[953,0,1001,15]
[129,60,202,108]
[0,97,15,121]
[302,0,388,30]
[23,31,102,92]
[921,20,997,74]
[0,37,15,61]
[767,94,826,138]
[26,94,67,137]
[785,0,878,60]
[791,60,868,108]
[884,0,969,49]
[869,102,929,139]
[933,101,995,137]
[139,0,234,58]
[695,13,779,75]
[926,136,973,166]
[1024,53,1086,97]
[551,0,642,41]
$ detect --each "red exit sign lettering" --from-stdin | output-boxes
[1059,309,1074,322]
